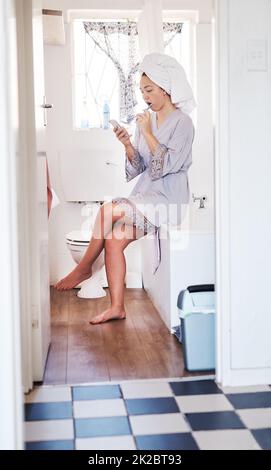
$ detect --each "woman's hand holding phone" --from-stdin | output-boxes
[109,119,120,130]
[110,120,132,148]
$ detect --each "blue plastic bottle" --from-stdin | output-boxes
[103,100,110,129]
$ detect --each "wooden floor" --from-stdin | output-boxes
[44,287,209,384]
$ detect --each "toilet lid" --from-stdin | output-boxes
[66,230,91,244]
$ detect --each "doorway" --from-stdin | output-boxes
[43,2,216,385]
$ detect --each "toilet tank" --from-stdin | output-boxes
[59,149,121,202]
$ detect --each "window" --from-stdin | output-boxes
[72,14,193,130]
[163,19,194,90]
[72,18,142,129]
[163,15,197,124]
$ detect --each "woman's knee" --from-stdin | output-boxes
[100,202,124,223]
[104,224,135,253]
[100,202,111,220]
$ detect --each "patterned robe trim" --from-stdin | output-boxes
[112,197,157,234]
[149,144,168,180]
[125,150,146,182]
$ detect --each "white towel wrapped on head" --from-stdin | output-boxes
[140,52,196,114]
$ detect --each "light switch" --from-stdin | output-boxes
[247,39,267,71]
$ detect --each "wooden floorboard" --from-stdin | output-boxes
[43,287,210,384]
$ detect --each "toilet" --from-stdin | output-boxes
[66,229,107,299]
[58,148,120,298]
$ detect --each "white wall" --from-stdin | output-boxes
[216,0,271,385]
[162,0,213,22]
[143,229,215,332]
[43,0,214,284]
[0,0,23,450]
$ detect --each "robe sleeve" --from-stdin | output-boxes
[125,125,146,182]
[149,115,195,181]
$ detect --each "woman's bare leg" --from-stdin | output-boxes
[55,202,126,290]
[90,222,146,324]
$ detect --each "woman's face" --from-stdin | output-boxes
[139,74,167,112]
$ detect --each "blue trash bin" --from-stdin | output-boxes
[177,284,215,371]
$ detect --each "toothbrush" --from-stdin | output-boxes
[134,104,151,123]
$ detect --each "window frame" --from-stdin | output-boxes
[70,9,197,130]
[70,10,141,131]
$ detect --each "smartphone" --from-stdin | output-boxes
[109,119,121,129]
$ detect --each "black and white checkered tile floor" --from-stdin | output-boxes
[24,378,271,450]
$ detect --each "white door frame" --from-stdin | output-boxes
[214,0,231,385]
[18,0,51,387]
[0,0,23,450]
[0,0,234,449]
[16,0,35,395]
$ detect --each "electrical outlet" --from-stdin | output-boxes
[247,39,267,71]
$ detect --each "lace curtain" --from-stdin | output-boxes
[84,21,183,124]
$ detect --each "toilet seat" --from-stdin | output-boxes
[65,229,107,298]
[66,230,106,299]
[66,230,91,246]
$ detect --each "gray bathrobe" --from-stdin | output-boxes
[113,108,195,272]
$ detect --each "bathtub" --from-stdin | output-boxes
[141,204,215,332]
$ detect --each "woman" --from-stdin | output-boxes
[55,52,196,324]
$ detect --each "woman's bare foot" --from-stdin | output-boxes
[54,265,92,291]
[89,307,126,325]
